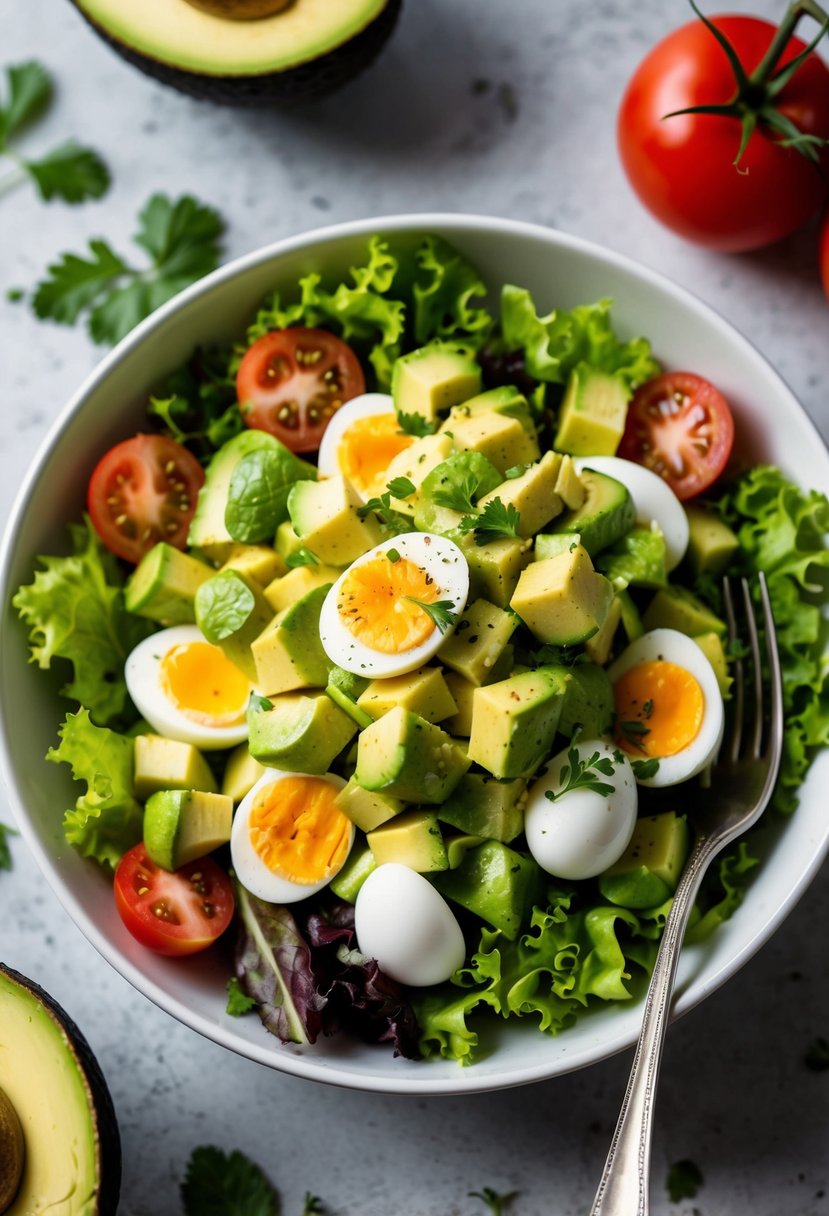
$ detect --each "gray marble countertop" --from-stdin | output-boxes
[2,2,828,1214]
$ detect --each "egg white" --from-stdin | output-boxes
[125,625,251,750]
[574,455,689,571]
[608,627,724,787]
[524,739,638,880]
[316,392,398,501]
[231,768,351,904]
[319,532,470,678]
[354,863,466,987]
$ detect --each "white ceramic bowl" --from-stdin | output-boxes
[2,214,828,1096]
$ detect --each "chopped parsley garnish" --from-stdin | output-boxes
[386,475,416,499]
[357,488,410,534]
[618,718,651,752]
[249,693,273,714]
[459,498,522,544]
[396,410,436,437]
[545,744,618,802]
[666,1158,703,1203]
[386,548,402,563]
[405,597,458,634]
[632,757,660,780]
[433,470,480,514]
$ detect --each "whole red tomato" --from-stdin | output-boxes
[820,209,829,298]
[618,12,829,251]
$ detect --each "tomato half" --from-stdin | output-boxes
[618,15,829,251]
[236,327,365,453]
[820,209,829,301]
[87,434,205,564]
[618,372,735,500]
[113,844,234,957]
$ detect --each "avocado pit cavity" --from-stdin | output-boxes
[0,1086,24,1214]
[183,0,293,18]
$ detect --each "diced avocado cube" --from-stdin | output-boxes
[441,409,540,475]
[460,533,532,608]
[275,518,309,563]
[220,742,266,803]
[554,454,586,510]
[445,834,487,869]
[534,533,581,561]
[585,595,623,665]
[510,546,614,646]
[133,734,217,801]
[642,585,726,637]
[476,451,565,538]
[188,429,276,560]
[195,569,273,681]
[441,671,476,736]
[329,836,377,902]
[431,840,542,939]
[554,364,630,456]
[264,563,341,613]
[438,598,517,686]
[287,475,381,566]
[467,667,569,779]
[354,707,470,804]
[325,682,374,729]
[453,385,536,429]
[384,433,455,515]
[251,583,332,695]
[220,543,285,587]
[143,788,233,872]
[685,504,740,576]
[125,543,214,625]
[247,691,357,774]
[412,499,465,538]
[357,667,458,724]
[391,340,482,422]
[548,468,635,556]
[335,777,404,833]
[598,812,690,909]
[693,632,733,698]
[367,810,449,873]
[555,662,616,738]
[438,772,527,842]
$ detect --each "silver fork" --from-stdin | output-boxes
[589,573,784,1216]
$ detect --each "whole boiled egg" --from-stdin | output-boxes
[524,739,638,880]
[354,863,466,987]
[574,455,689,571]
[319,532,469,678]
[317,393,415,503]
[125,625,253,749]
[609,627,724,787]
[231,769,353,904]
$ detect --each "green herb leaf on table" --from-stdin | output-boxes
[303,1197,327,1216]
[0,822,17,871]
[666,1158,703,1203]
[405,597,458,634]
[469,1186,520,1215]
[181,1145,279,1216]
[545,745,617,801]
[32,192,224,345]
[459,498,522,545]
[0,61,109,204]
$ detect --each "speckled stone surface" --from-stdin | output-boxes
[1,2,828,1214]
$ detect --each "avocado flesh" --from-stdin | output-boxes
[71,0,394,77]
[0,965,120,1216]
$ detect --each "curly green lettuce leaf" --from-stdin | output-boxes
[46,709,142,869]
[685,842,759,944]
[410,235,493,346]
[12,519,152,726]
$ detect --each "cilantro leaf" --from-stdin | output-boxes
[433,469,480,514]
[1,61,51,141]
[303,1197,327,1216]
[225,978,257,1017]
[405,596,458,634]
[632,757,660,780]
[469,1187,520,1215]
[357,490,410,534]
[31,192,224,345]
[396,410,436,437]
[24,140,110,203]
[617,719,650,752]
[666,1159,703,1203]
[181,1146,278,1216]
[386,475,416,499]
[459,497,522,545]
[0,822,17,871]
[545,744,617,801]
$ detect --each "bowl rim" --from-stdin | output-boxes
[2,211,828,1096]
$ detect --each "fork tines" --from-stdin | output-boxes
[721,573,783,765]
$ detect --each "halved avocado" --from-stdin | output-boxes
[68,0,402,106]
[0,964,120,1216]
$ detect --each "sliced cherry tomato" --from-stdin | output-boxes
[87,434,205,564]
[618,372,735,501]
[113,844,234,957]
[236,327,365,453]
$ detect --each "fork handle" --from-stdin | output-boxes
[589,831,723,1216]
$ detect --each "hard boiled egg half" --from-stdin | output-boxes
[125,625,253,750]
[231,769,353,904]
[609,627,724,787]
[319,532,469,678]
[317,393,415,503]
[574,455,689,571]
[524,739,638,880]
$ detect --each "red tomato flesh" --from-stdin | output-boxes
[113,844,234,957]
[236,327,366,453]
[87,434,205,564]
[618,372,735,500]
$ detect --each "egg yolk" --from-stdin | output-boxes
[160,641,250,726]
[337,415,414,498]
[337,555,441,653]
[614,660,704,758]
[249,776,351,884]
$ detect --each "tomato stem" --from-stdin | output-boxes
[750,0,829,85]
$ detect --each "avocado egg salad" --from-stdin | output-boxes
[14,235,829,1064]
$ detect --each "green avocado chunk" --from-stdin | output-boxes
[251,582,333,695]
[642,585,726,637]
[431,840,542,939]
[354,707,470,804]
[554,364,630,456]
[548,467,635,556]
[124,542,213,625]
[133,734,217,800]
[467,666,570,779]
[555,662,616,738]
[391,340,482,422]
[329,835,376,902]
[247,691,357,773]
[143,788,233,871]
[598,812,690,909]
[367,809,449,873]
[437,772,527,842]
[684,504,740,575]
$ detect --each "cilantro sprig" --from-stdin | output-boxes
[32,192,225,345]
[545,743,618,802]
[405,597,458,634]
[433,469,481,514]
[0,61,109,204]
[396,410,436,437]
[617,718,651,752]
[357,480,412,534]
[181,1146,278,1216]
[459,497,522,545]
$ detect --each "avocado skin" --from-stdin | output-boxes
[0,963,121,1216]
[68,0,402,106]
